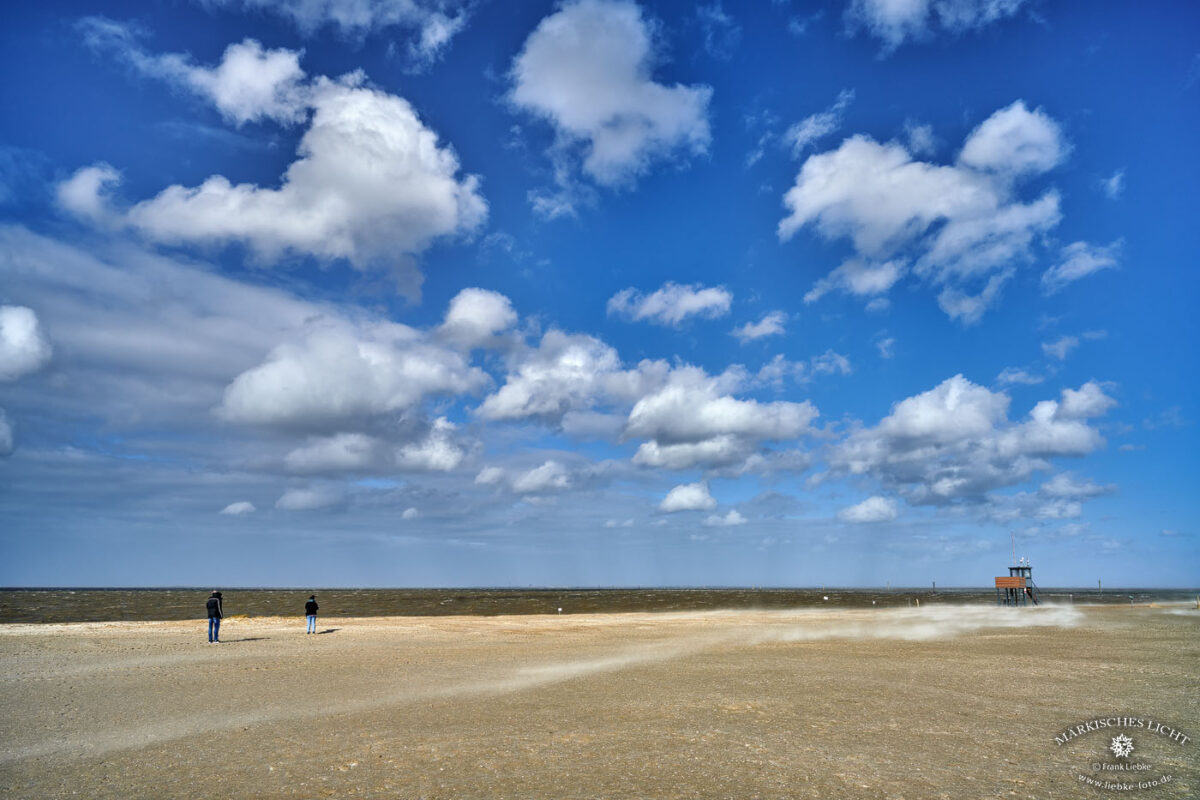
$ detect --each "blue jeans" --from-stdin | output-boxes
[208,617,221,642]
[307,615,317,633]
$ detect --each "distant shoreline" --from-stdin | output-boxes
[2,587,1195,625]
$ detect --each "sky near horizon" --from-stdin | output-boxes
[0,0,1197,588]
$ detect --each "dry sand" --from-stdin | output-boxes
[0,605,1196,799]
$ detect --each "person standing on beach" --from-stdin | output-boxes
[206,591,223,643]
[305,594,318,634]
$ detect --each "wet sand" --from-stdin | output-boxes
[1,606,1196,799]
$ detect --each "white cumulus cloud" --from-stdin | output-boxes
[62,37,486,294]
[218,324,487,431]
[625,366,819,445]
[0,306,53,382]
[659,481,717,512]
[780,101,1064,323]
[476,330,665,424]
[633,435,756,470]
[957,101,1066,177]
[438,288,518,349]
[829,375,1115,506]
[220,501,257,515]
[510,0,712,193]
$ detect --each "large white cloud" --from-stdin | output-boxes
[847,0,1029,52]
[625,366,818,445]
[829,375,1115,506]
[477,324,821,472]
[63,37,486,294]
[475,330,666,424]
[624,366,819,471]
[607,282,732,326]
[218,323,487,430]
[510,0,712,192]
[659,481,717,512]
[780,101,1065,323]
[0,305,53,381]
[125,78,485,282]
[0,225,348,435]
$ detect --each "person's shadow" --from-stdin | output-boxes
[316,628,339,635]
[222,637,270,642]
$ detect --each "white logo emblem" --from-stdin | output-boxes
[1109,734,1134,758]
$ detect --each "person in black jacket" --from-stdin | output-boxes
[206,591,223,643]
[304,594,318,634]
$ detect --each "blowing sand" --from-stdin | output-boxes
[1,605,1196,799]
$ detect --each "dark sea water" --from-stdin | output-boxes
[1,587,1195,624]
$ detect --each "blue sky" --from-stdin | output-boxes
[0,0,1197,588]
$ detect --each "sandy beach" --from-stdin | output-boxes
[1,605,1196,799]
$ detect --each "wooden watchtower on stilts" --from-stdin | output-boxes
[995,557,1040,606]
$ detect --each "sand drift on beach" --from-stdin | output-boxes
[1,605,1196,799]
